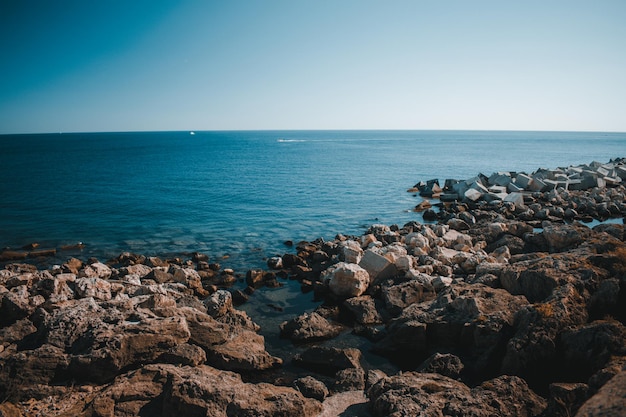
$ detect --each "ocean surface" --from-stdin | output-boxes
[1,129,625,365]
[2,130,625,268]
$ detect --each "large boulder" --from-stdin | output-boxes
[376,283,528,375]
[74,277,112,301]
[293,346,361,375]
[542,223,592,253]
[575,370,626,417]
[81,364,322,417]
[279,311,342,342]
[322,262,370,298]
[502,284,588,388]
[367,372,545,417]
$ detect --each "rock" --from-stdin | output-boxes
[544,382,589,417]
[279,312,342,342]
[74,277,112,301]
[203,289,232,317]
[294,347,362,375]
[79,262,111,279]
[367,372,545,417]
[502,284,588,387]
[559,320,626,379]
[339,240,364,264]
[381,279,436,316]
[358,250,397,284]
[322,262,370,298]
[83,364,322,417]
[172,267,202,290]
[246,269,265,288]
[416,352,464,379]
[575,370,626,417]
[500,256,569,302]
[267,256,283,269]
[334,367,365,392]
[376,283,528,375]
[0,285,33,327]
[342,295,384,325]
[294,376,329,401]
[206,331,282,372]
[542,223,591,252]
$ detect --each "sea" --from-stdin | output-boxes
[1,130,624,366]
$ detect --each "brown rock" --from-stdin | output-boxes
[575,370,626,417]
[280,311,342,343]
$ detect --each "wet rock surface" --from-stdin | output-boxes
[1,158,625,416]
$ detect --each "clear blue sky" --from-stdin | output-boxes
[1,0,625,133]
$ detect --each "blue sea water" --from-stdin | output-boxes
[1,130,625,270]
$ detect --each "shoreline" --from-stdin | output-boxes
[1,158,625,416]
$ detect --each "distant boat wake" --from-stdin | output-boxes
[277,139,306,143]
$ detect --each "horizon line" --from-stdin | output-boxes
[2,127,626,136]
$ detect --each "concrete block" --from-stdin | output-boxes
[488,185,507,194]
[528,178,546,192]
[484,192,506,202]
[470,181,489,193]
[567,179,585,191]
[616,166,626,180]
[464,188,483,202]
[605,176,622,186]
[440,193,459,202]
[507,182,524,193]
[488,172,512,187]
[359,249,397,282]
[452,181,469,196]
[543,179,559,190]
[596,166,610,177]
[444,179,460,191]
[514,173,532,189]
[503,192,524,207]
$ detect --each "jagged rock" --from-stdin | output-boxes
[293,347,361,375]
[381,277,436,316]
[342,295,384,325]
[502,284,588,387]
[81,364,321,417]
[575,370,626,417]
[560,320,626,379]
[367,372,545,417]
[74,277,112,301]
[417,352,464,379]
[279,311,342,342]
[294,375,329,401]
[334,367,365,392]
[544,382,589,417]
[542,223,592,252]
[376,283,527,375]
[203,289,232,317]
[206,331,282,371]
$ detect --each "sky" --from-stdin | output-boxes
[0,0,625,134]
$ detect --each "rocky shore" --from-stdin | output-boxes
[1,159,625,416]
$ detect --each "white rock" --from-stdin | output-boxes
[323,262,370,298]
[340,240,364,264]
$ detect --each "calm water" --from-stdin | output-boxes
[1,130,624,363]
[1,130,625,268]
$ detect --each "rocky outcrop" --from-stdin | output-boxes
[367,372,546,417]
